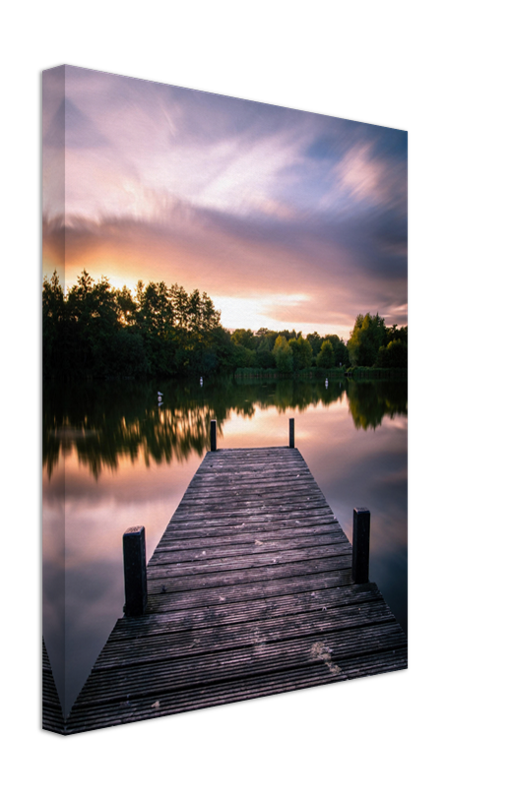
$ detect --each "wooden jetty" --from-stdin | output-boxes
[63,428,407,734]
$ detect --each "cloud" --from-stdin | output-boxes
[43,198,407,336]
[57,69,313,223]
[42,66,408,334]
[337,143,387,203]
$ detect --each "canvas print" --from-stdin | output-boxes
[42,65,408,734]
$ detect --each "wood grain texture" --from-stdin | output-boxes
[65,447,407,734]
[42,640,65,734]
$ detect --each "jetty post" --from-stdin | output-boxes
[210,419,217,451]
[352,507,370,583]
[289,418,295,448]
[123,525,148,616]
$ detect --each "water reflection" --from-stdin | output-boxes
[43,378,407,477]
[43,377,407,717]
[346,380,407,430]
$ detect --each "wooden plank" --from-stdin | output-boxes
[66,648,408,734]
[106,584,385,641]
[148,544,353,575]
[159,523,338,545]
[93,602,397,669]
[71,622,407,707]
[42,640,65,734]
[64,446,407,734]
[150,534,352,564]
[146,571,353,613]
[158,519,345,544]
[146,555,352,594]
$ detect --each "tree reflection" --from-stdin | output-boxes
[43,377,407,478]
[346,380,408,430]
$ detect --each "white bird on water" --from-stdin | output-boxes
[200,377,203,386]
[157,391,163,406]
[325,379,329,389]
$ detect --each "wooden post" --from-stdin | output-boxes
[352,508,370,583]
[210,419,217,451]
[289,418,295,448]
[123,525,147,616]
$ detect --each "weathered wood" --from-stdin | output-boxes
[42,640,65,734]
[93,601,397,669]
[289,418,295,448]
[104,584,388,642]
[71,623,407,708]
[65,446,407,734]
[352,507,370,583]
[65,648,408,733]
[123,526,148,616]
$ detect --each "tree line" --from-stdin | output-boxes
[42,271,407,379]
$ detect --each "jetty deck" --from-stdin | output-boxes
[64,446,407,734]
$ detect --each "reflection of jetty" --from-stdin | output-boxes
[63,422,407,734]
[42,640,64,732]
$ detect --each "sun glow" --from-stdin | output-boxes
[214,293,311,332]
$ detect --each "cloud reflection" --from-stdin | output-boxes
[43,377,407,479]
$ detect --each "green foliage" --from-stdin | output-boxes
[346,315,407,369]
[231,328,256,350]
[326,334,350,367]
[256,335,277,368]
[316,339,335,368]
[347,312,387,367]
[386,324,408,347]
[272,335,294,372]
[232,343,258,368]
[305,332,322,358]
[43,271,406,380]
[289,335,313,370]
[208,326,236,372]
[43,270,224,380]
[375,339,408,368]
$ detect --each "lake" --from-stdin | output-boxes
[42,375,407,717]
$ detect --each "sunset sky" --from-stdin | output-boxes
[42,65,407,339]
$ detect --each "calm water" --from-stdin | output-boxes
[43,376,407,716]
